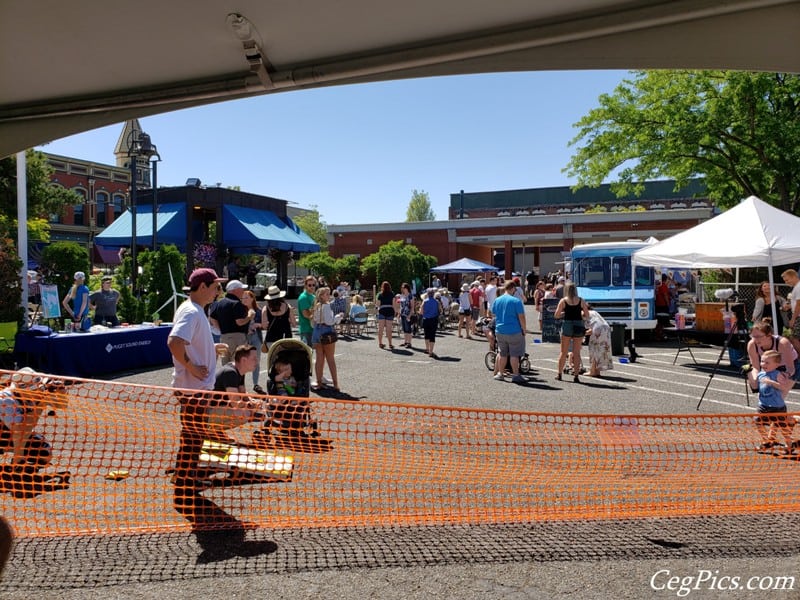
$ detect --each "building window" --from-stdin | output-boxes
[96,191,108,227]
[72,188,87,226]
[112,194,125,220]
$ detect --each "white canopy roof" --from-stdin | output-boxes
[633,196,800,269]
[3,1,800,157]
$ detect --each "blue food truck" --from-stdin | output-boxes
[569,240,658,330]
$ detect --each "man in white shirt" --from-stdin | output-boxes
[781,269,800,355]
[484,275,498,316]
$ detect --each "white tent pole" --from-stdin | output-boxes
[768,255,778,328]
[630,261,636,340]
[17,151,28,329]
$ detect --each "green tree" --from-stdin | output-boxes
[0,150,81,240]
[292,205,327,251]
[565,71,800,212]
[0,236,23,324]
[334,255,360,285]
[405,189,436,222]
[138,245,186,322]
[298,251,336,283]
[39,241,90,301]
[360,240,436,291]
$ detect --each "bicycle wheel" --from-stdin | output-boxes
[484,351,496,371]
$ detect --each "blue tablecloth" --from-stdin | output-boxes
[14,325,173,377]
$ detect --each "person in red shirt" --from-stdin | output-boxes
[654,274,671,341]
[469,281,485,336]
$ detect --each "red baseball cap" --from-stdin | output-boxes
[188,268,226,289]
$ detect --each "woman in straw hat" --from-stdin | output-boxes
[261,285,294,352]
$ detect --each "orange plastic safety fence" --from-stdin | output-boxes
[1,369,799,538]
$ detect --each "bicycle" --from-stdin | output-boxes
[484,348,532,374]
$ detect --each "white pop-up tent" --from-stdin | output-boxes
[633,195,800,326]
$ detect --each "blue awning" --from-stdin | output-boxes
[96,202,187,249]
[222,205,320,253]
[96,202,320,254]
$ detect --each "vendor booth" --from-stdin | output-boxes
[634,196,800,345]
[15,325,173,377]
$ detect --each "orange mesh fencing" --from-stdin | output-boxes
[1,369,799,538]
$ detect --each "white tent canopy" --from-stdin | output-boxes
[633,195,800,327]
[633,196,800,269]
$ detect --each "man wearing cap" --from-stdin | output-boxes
[89,276,121,327]
[168,268,243,524]
[210,279,256,365]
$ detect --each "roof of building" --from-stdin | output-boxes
[450,179,707,210]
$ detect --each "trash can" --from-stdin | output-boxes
[611,323,627,356]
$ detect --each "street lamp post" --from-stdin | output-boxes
[126,129,158,292]
[150,152,162,251]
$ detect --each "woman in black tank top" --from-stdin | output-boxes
[554,281,590,382]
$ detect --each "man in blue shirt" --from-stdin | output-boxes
[491,280,527,383]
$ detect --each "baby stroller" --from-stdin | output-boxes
[253,339,329,452]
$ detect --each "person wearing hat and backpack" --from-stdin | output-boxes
[261,285,294,351]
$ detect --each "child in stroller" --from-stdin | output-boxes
[252,339,329,452]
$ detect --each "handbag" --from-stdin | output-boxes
[320,331,338,345]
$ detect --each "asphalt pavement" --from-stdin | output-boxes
[3,304,800,599]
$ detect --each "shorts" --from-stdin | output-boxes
[470,307,480,320]
[496,332,526,358]
[755,404,791,427]
[459,308,471,316]
[377,313,394,321]
[561,319,586,338]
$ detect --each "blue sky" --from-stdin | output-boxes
[37,70,630,225]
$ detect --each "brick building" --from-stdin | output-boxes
[328,180,714,280]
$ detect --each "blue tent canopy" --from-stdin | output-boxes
[430,257,497,274]
[95,202,187,249]
[222,205,319,253]
[96,203,320,254]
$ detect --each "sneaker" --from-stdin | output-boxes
[511,374,525,383]
[493,373,505,381]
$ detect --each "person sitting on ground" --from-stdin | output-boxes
[754,350,797,455]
